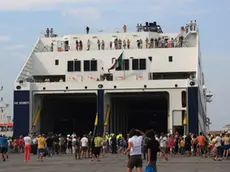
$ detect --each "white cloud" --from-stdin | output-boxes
[0,36,10,42]
[4,45,25,50]
[10,52,27,59]
[0,0,109,11]
[150,0,197,11]
[61,7,101,20]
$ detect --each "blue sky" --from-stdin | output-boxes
[0,0,229,130]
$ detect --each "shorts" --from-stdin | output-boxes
[185,144,191,151]
[94,147,101,157]
[38,148,45,153]
[224,145,230,150]
[198,145,205,153]
[0,147,7,154]
[82,147,88,152]
[127,155,142,169]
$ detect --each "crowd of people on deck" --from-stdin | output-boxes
[0,129,230,171]
[47,20,197,52]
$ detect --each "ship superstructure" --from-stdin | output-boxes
[13,21,212,136]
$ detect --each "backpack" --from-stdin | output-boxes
[145,164,155,172]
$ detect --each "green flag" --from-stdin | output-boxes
[117,52,123,68]
[108,52,124,72]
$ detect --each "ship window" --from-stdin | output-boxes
[168,56,173,62]
[84,60,97,71]
[116,59,129,71]
[132,59,139,70]
[124,59,129,70]
[91,60,97,71]
[149,72,195,80]
[181,91,187,107]
[132,59,146,70]
[55,59,59,65]
[84,60,90,71]
[67,61,74,72]
[74,61,81,72]
[139,59,146,70]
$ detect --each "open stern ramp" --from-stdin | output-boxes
[34,92,97,135]
[105,92,169,135]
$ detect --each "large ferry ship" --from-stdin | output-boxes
[13,21,213,137]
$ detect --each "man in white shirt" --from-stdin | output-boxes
[24,135,32,162]
[124,129,145,172]
[160,134,167,149]
[215,135,222,161]
[80,135,89,158]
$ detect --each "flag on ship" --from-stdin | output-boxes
[108,52,123,72]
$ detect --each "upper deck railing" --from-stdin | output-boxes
[37,21,198,53]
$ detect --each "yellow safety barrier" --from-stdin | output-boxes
[32,106,42,127]
[104,104,110,126]
[94,113,98,126]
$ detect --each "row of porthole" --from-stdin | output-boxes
[42,85,148,90]
[17,84,182,90]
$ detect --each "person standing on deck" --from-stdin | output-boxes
[86,26,90,34]
[123,25,127,32]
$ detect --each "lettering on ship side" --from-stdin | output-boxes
[14,101,30,105]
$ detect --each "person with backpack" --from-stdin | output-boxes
[146,130,168,172]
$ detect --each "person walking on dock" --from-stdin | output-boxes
[0,135,8,161]
[23,134,32,162]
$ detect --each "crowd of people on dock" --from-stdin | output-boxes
[0,130,229,171]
